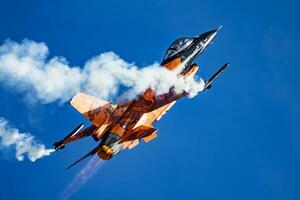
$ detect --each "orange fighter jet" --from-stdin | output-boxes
[53,27,229,169]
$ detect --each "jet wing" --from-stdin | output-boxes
[121,101,175,149]
[70,92,117,127]
[135,101,176,127]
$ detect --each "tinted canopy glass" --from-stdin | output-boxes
[163,38,193,60]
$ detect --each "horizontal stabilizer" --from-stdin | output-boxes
[143,133,158,143]
[120,125,157,143]
[128,139,139,149]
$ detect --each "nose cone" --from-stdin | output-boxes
[206,29,217,41]
[198,26,221,45]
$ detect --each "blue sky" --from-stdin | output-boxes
[0,0,299,199]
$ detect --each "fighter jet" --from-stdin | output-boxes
[53,27,229,169]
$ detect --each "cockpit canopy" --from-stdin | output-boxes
[163,37,194,61]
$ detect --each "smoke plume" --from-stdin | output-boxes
[0,39,205,104]
[0,118,54,161]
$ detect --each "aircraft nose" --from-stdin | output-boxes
[199,26,221,44]
[207,29,217,40]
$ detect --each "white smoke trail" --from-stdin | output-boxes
[0,39,205,104]
[60,155,105,200]
[0,118,54,162]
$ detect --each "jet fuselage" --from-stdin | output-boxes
[54,28,229,169]
[97,29,219,159]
